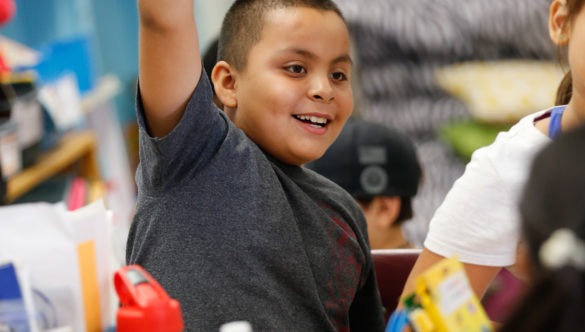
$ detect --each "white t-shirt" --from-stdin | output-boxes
[424,109,552,266]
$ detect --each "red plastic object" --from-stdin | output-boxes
[0,0,15,25]
[0,0,15,74]
[114,265,184,332]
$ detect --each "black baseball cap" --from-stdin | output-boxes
[308,118,421,199]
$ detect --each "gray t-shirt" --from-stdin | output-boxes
[126,72,385,331]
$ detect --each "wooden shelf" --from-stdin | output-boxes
[6,131,99,203]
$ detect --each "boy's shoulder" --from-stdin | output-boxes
[301,166,364,215]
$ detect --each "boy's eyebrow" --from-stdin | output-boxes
[281,47,353,65]
[333,54,353,65]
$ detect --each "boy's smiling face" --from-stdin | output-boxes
[226,6,353,166]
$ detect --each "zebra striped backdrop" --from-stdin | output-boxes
[335,0,554,246]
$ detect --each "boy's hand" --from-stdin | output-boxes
[138,0,202,137]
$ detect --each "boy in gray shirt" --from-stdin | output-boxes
[127,0,385,330]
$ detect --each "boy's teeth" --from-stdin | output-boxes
[311,116,327,124]
[296,115,328,125]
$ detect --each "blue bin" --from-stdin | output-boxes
[27,35,97,94]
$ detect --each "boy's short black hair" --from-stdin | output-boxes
[218,0,346,71]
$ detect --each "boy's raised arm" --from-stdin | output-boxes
[138,0,202,137]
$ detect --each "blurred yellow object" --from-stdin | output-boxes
[0,70,36,84]
[406,257,493,332]
[436,60,564,124]
[408,308,435,332]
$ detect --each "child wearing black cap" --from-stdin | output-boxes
[308,117,422,249]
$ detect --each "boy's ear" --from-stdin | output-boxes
[549,0,570,45]
[211,60,238,109]
[374,196,402,228]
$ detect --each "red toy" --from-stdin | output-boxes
[0,0,14,25]
[114,265,184,332]
[0,0,15,74]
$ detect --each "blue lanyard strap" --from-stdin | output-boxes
[549,106,566,139]
[385,310,410,332]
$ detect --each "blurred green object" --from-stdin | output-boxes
[439,120,512,161]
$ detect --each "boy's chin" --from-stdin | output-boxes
[274,149,324,166]
[295,150,328,166]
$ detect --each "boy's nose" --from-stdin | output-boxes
[309,75,334,103]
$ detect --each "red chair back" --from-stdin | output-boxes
[371,248,421,321]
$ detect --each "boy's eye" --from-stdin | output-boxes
[331,72,348,81]
[286,65,306,74]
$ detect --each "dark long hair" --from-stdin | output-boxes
[499,272,585,332]
[500,125,585,332]
[555,71,572,105]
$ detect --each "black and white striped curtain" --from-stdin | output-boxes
[335,0,553,245]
